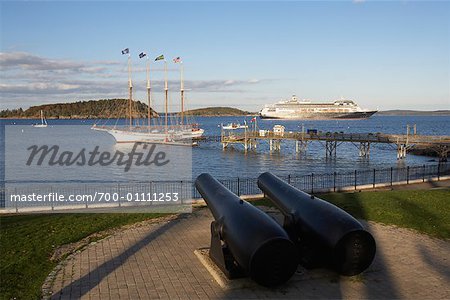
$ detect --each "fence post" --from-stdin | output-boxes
[50,186,54,211]
[150,181,153,205]
[373,168,376,188]
[85,184,88,209]
[354,170,357,190]
[118,183,121,207]
[237,177,240,196]
[288,174,291,185]
[333,172,336,192]
[15,187,18,213]
[0,186,4,210]
[180,181,183,204]
[311,173,314,194]
[407,166,410,184]
[422,164,425,182]
[390,167,393,187]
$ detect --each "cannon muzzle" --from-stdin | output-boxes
[257,172,376,276]
[195,173,298,287]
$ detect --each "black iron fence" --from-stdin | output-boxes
[205,163,450,198]
[1,163,449,211]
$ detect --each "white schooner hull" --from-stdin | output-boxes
[107,129,179,143]
[92,126,204,143]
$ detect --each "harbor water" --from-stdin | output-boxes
[1,115,449,182]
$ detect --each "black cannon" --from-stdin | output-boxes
[195,173,298,287]
[257,172,376,276]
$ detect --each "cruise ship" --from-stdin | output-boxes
[259,95,377,119]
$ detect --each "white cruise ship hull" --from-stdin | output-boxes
[259,110,377,120]
[259,95,377,120]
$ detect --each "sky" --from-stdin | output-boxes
[0,1,449,112]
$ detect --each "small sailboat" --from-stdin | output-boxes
[32,110,48,128]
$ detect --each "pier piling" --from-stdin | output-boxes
[358,142,371,158]
[325,141,337,159]
[218,128,449,161]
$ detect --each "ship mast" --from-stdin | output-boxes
[146,56,151,128]
[180,61,184,126]
[164,60,168,135]
[127,54,133,128]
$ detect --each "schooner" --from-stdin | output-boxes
[92,48,203,144]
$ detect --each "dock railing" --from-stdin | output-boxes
[1,163,449,212]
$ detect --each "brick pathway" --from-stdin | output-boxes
[46,208,450,299]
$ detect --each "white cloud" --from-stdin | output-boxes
[224,80,235,85]
[0,51,266,109]
[185,79,265,92]
[0,52,120,74]
[0,52,84,71]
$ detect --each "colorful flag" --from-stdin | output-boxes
[139,52,147,59]
[154,54,164,61]
[173,57,182,63]
[251,117,257,122]
[121,48,129,55]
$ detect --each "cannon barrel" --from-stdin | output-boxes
[257,172,376,276]
[195,173,298,287]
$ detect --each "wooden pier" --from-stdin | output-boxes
[209,128,450,161]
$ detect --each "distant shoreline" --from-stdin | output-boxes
[2,99,449,120]
[3,110,450,119]
[376,110,450,116]
[0,114,257,120]
[0,100,253,119]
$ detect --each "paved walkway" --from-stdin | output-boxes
[45,203,450,299]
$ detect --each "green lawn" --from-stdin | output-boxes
[320,189,450,239]
[0,213,164,300]
[255,189,450,239]
[1,189,449,299]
